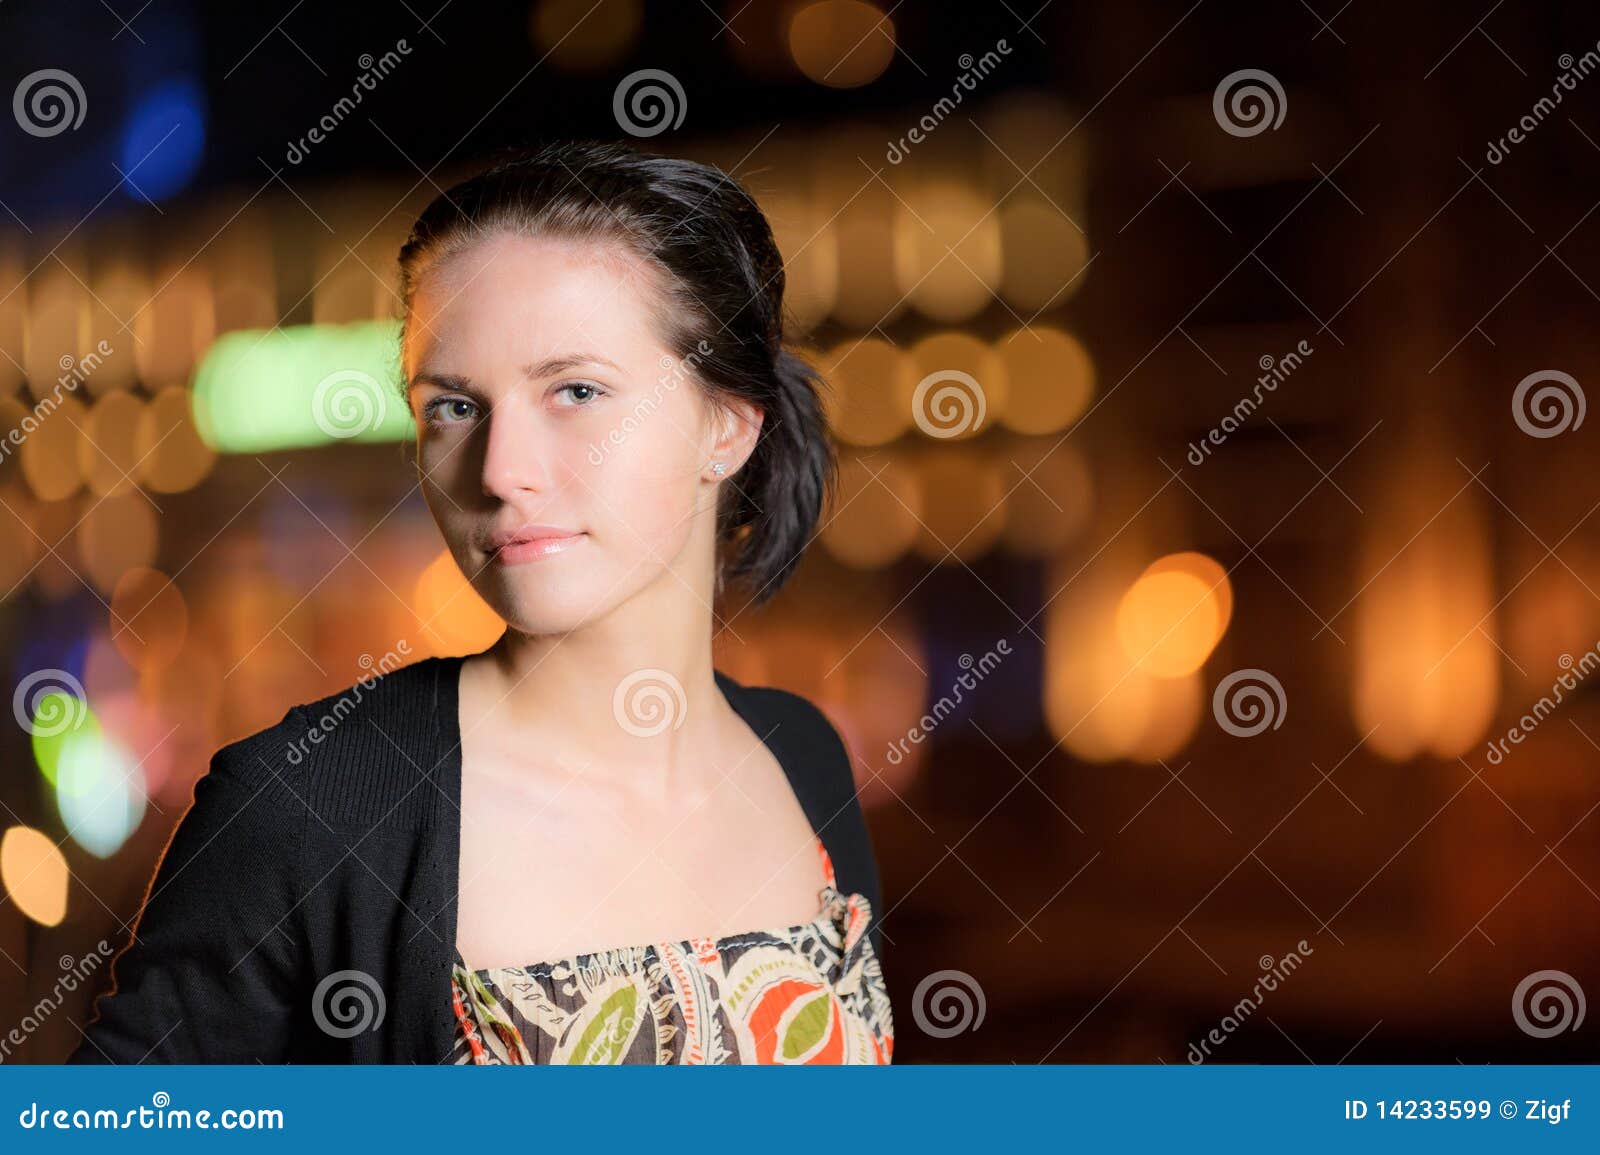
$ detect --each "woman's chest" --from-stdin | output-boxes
[453,752,828,969]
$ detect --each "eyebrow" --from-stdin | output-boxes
[521,352,622,379]
[405,370,475,397]
[406,353,623,395]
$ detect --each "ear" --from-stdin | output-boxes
[710,396,764,476]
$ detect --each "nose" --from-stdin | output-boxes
[479,391,555,502]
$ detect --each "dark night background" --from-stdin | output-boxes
[1,0,1598,1063]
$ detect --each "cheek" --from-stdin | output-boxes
[583,422,704,560]
[416,427,465,477]
[416,438,471,519]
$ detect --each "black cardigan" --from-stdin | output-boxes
[67,653,883,1063]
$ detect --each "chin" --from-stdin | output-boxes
[476,569,640,636]
[479,588,597,635]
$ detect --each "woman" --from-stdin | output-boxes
[69,140,892,1065]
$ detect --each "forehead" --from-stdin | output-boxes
[405,232,666,372]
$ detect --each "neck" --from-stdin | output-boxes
[461,573,733,792]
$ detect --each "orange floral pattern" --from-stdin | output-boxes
[449,836,893,1065]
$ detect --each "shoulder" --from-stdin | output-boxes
[718,673,884,945]
[206,652,452,829]
[716,669,846,748]
[280,650,449,759]
[715,670,859,806]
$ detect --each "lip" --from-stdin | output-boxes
[485,526,586,566]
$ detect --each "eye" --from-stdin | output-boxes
[555,381,606,407]
[421,396,480,427]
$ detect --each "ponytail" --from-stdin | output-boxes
[717,347,837,604]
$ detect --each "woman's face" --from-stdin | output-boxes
[403,231,750,633]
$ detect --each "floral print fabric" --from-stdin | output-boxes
[449,835,893,1064]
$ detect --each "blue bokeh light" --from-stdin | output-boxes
[118,76,206,202]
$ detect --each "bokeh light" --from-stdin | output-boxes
[823,337,914,447]
[80,391,145,497]
[55,725,148,858]
[77,492,159,595]
[109,567,188,672]
[789,1,895,88]
[137,384,216,493]
[820,454,921,569]
[118,77,207,203]
[1,827,70,927]
[192,321,407,452]
[531,0,642,69]
[911,446,1006,562]
[893,181,1003,322]
[1116,563,1225,678]
[994,326,1094,436]
[414,548,505,654]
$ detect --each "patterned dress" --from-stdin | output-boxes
[449,835,893,1064]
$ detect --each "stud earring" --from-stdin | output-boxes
[710,461,727,476]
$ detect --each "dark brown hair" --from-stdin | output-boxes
[397,139,835,607]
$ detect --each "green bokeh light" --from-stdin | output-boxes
[192,320,412,452]
[29,692,99,789]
